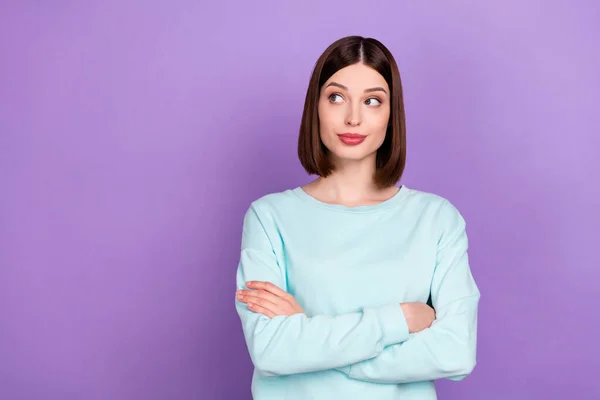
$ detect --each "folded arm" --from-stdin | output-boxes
[235,204,411,377]
[337,200,480,383]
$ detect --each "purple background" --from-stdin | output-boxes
[1,1,599,399]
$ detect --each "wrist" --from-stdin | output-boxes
[399,303,415,333]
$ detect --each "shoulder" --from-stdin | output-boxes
[404,186,458,213]
[405,187,469,254]
[242,188,300,221]
[249,188,297,210]
[404,186,467,231]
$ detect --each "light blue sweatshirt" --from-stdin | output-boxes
[234,185,480,399]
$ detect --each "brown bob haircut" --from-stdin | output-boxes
[298,35,406,189]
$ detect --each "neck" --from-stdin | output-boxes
[312,154,391,204]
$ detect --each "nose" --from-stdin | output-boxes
[345,103,362,126]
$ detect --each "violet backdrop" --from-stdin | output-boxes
[1,1,599,399]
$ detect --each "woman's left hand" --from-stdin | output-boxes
[236,281,306,318]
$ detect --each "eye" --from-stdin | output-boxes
[328,93,344,103]
[365,98,382,106]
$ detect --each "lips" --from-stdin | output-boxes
[337,133,366,145]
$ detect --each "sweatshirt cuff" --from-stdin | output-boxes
[370,303,410,347]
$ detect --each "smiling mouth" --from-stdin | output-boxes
[337,133,366,145]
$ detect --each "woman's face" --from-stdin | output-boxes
[318,62,391,164]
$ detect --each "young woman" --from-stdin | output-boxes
[234,35,480,399]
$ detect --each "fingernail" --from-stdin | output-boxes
[246,281,252,286]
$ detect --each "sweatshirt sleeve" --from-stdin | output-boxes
[234,203,411,377]
[336,200,480,383]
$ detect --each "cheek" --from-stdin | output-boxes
[318,106,339,134]
[378,108,391,127]
[362,113,389,149]
[369,110,390,134]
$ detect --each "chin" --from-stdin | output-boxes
[329,146,376,162]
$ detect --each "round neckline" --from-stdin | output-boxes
[291,185,410,213]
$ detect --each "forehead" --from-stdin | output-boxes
[323,63,388,91]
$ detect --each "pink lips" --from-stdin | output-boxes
[337,133,366,145]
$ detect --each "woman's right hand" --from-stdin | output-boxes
[400,302,436,333]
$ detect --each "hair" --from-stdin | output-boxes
[297,35,407,189]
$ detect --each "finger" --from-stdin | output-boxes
[247,302,276,318]
[246,281,291,300]
[239,289,283,305]
[238,292,278,312]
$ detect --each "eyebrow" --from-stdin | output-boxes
[325,81,388,94]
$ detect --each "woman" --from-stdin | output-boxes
[234,35,480,399]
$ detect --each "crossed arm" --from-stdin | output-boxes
[234,201,480,383]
